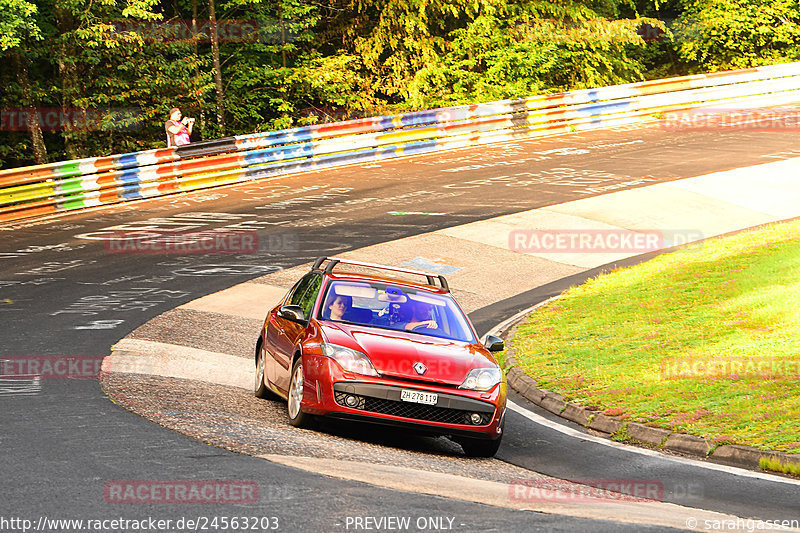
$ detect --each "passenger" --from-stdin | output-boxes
[325,294,352,321]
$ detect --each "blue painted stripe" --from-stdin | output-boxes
[243,142,314,165]
[583,101,632,115]
[117,168,142,184]
[117,153,142,169]
[118,182,143,199]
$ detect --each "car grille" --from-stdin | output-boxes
[334,391,491,426]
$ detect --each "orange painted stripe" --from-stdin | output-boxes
[156,162,179,176]
[0,166,55,188]
[92,156,116,174]
[438,117,508,133]
[707,67,759,79]
[0,200,57,222]
[157,178,180,193]
[315,118,377,136]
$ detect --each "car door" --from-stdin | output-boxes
[265,276,308,393]
[271,273,322,393]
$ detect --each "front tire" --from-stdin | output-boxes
[457,416,504,457]
[254,340,276,399]
[287,357,312,427]
[458,435,502,457]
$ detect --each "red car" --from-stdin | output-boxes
[254,257,507,457]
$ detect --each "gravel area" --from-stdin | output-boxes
[100,371,547,485]
[127,308,262,358]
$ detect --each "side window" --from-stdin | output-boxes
[297,275,322,319]
[288,275,313,307]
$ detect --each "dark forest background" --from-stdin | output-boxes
[1,0,799,169]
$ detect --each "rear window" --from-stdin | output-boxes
[318,280,475,343]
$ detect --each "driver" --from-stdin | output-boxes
[403,302,438,331]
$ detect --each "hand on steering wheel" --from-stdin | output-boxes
[411,320,438,331]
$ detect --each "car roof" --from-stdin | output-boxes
[311,256,450,293]
[321,271,450,295]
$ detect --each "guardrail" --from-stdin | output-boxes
[3,62,800,222]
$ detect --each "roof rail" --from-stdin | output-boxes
[311,256,449,292]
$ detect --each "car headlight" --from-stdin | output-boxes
[459,368,502,391]
[321,343,379,377]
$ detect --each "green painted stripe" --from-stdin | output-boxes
[58,195,87,210]
[55,175,86,193]
[52,161,83,179]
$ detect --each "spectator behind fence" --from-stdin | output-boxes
[165,107,194,147]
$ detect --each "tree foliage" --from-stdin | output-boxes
[0,0,41,51]
[673,0,800,71]
[0,0,797,168]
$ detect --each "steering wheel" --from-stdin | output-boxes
[411,322,444,336]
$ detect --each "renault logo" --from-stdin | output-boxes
[413,362,427,375]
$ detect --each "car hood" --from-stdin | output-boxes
[320,322,495,385]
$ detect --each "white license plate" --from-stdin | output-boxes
[400,389,438,406]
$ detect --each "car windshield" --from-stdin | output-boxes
[318,280,476,343]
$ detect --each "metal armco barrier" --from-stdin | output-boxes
[3,62,800,222]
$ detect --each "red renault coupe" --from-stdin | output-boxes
[254,257,507,457]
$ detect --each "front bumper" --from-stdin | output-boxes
[301,355,505,439]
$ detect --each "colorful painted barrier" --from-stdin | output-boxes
[2,62,800,222]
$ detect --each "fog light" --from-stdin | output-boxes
[470,413,483,425]
[345,395,359,407]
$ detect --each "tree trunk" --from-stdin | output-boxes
[281,16,287,68]
[193,0,206,135]
[208,0,226,135]
[12,51,47,164]
[55,7,88,159]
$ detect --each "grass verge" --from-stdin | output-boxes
[511,219,800,453]
[760,456,800,476]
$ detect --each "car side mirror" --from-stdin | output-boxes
[483,335,504,352]
[278,305,306,324]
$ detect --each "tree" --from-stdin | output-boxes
[673,0,800,71]
[1,0,795,170]
[0,0,40,51]
[346,0,662,109]
[1,0,46,164]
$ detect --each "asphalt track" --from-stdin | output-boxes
[2,121,800,531]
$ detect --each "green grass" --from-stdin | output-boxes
[760,456,800,476]
[512,219,800,453]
